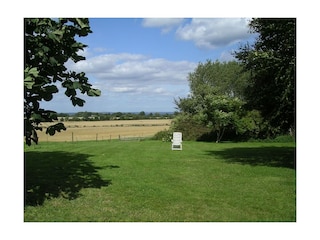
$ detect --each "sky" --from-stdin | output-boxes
[40,18,258,113]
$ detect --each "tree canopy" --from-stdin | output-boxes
[188,60,249,99]
[174,61,250,142]
[173,18,296,142]
[234,18,296,135]
[24,18,101,145]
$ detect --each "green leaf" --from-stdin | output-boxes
[30,113,43,121]
[73,81,81,89]
[48,32,59,42]
[75,18,90,29]
[71,97,85,106]
[87,88,101,97]
[48,29,64,43]
[53,29,64,38]
[28,67,39,77]
[72,54,85,63]
[65,88,76,97]
[49,57,58,66]
[24,67,39,89]
[42,45,50,53]
[44,85,59,94]
[46,126,56,136]
[24,76,35,89]
[71,42,85,49]
[62,80,73,89]
[42,93,53,101]
[46,123,66,136]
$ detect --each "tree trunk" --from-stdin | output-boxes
[216,127,225,143]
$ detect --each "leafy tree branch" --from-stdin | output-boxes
[24,18,101,145]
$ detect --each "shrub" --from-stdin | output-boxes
[171,114,212,141]
[152,129,173,141]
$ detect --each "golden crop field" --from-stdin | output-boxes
[36,119,172,142]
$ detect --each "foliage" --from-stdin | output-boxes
[171,113,212,141]
[175,19,296,141]
[174,61,250,142]
[24,18,101,145]
[153,113,212,142]
[58,111,175,121]
[188,60,249,99]
[199,94,244,142]
[234,109,268,140]
[151,129,173,141]
[234,18,296,135]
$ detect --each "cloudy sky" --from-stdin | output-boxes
[41,18,257,113]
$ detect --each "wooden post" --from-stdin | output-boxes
[72,132,74,142]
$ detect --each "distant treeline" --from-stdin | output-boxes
[57,111,176,121]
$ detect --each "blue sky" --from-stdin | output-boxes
[41,18,257,113]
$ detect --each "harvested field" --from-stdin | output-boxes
[36,119,172,142]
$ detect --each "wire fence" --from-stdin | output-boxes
[36,120,171,143]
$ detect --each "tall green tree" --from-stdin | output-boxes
[198,94,244,143]
[175,61,249,142]
[24,18,101,145]
[188,60,249,99]
[234,18,296,135]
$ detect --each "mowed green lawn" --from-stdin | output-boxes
[24,140,296,222]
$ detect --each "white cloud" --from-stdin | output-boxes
[46,52,194,112]
[142,18,185,33]
[176,18,251,49]
[111,87,136,93]
[69,53,147,74]
[68,52,197,99]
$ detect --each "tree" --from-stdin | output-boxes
[174,61,249,142]
[24,18,101,145]
[171,112,211,141]
[188,60,249,100]
[139,111,146,117]
[234,109,267,140]
[175,94,245,142]
[234,18,296,136]
[200,94,243,143]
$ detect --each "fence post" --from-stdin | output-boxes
[72,132,74,143]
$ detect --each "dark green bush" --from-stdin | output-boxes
[152,129,173,141]
[170,114,211,141]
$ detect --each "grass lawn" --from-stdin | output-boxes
[24,140,296,222]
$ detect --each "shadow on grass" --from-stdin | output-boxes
[25,151,113,206]
[206,146,296,169]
